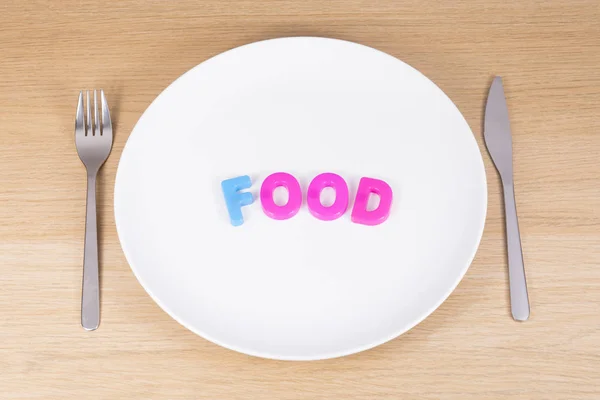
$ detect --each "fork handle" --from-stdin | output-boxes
[82,172,100,330]
[502,181,530,321]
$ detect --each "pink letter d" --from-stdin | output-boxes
[351,177,393,226]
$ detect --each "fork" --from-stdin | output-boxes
[75,90,113,331]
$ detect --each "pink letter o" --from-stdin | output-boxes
[306,173,349,221]
[260,172,302,220]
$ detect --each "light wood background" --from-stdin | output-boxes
[1,1,599,399]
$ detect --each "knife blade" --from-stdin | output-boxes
[484,76,530,321]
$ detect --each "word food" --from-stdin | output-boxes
[221,172,392,226]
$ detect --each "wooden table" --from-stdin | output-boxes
[1,1,599,398]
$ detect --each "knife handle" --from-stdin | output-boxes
[502,181,530,321]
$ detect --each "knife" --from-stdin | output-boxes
[484,76,530,321]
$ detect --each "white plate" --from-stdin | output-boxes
[114,37,487,360]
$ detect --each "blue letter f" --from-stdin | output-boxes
[221,175,254,226]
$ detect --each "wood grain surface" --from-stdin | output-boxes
[1,1,599,399]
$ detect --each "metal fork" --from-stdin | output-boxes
[75,90,113,331]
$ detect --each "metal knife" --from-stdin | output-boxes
[484,76,530,321]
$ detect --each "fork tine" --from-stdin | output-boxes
[101,90,112,137]
[86,90,92,136]
[94,90,99,136]
[75,91,84,137]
